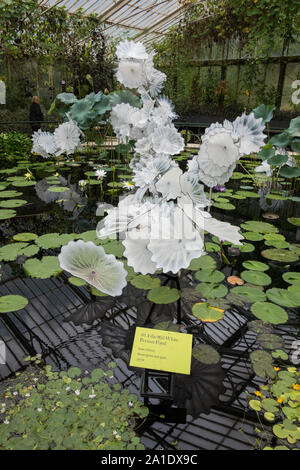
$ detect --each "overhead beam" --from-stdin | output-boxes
[132,4,186,40]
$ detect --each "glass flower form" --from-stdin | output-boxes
[254,160,272,176]
[152,124,185,155]
[110,102,137,142]
[116,59,145,89]
[54,121,82,156]
[231,112,266,155]
[116,40,148,60]
[132,154,176,188]
[142,52,166,97]
[32,130,58,159]
[58,240,127,297]
[191,131,240,187]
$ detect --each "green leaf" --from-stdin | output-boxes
[130,275,160,290]
[23,256,62,279]
[192,302,224,322]
[0,295,28,313]
[266,288,300,308]
[188,255,217,271]
[250,350,276,379]
[253,104,275,124]
[195,269,225,283]
[192,344,220,364]
[242,260,269,272]
[269,132,290,148]
[250,302,288,325]
[147,286,180,304]
[279,166,300,179]
[195,283,228,299]
[240,270,272,286]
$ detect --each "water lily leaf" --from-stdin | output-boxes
[47,186,70,193]
[68,276,87,286]
[195,283,228,299]
[195,269,225,283]
[282,272,300,286]
[23,256,62,279]
[0,199,27,208]
[0,190,23,198]
[261,249,298,263]
[231,286,266,303]
[57,92,78,105]
[243,232,264,241]
[272,349,288,360]
[0,209,16,219]
[248,320,273,334]
[266,288,300,308]
[236,190,260,198]
[242,260,269,272]
[287,217,300,227]
[192,302,224,322]
[269,132,290,148]
[240,221,279,234]
[261,398,279,413]
[130,275,160,290]
[147,286,180,304]
[188,255,217,271]
[241,270,272,286]
[251,302,288,324]
[226,292,248,306]
[154,321,180,332]
[0,295,28,313]
[13,233,38,242]
[0,243,29,261]
[250,350,276,379]
[249,400,262,412]
[192,344,220,364]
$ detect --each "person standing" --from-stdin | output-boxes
[29,96,44,132]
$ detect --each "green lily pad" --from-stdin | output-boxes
[13,233,38,242]
[261,248,299,263]
[192,302,224,322]
[23,256,62,279]
[250,302,288,324]
[287,217,300,226]
[240,221,279,234]
[47,186,70,193]
[0,190,23,198]
[257,333,283,350]
[0,209,16,220]
[282,272,300,286]
[130,275,161,290]
[0,199,27,208]
[230,286,267,303]
[242,260,269,272]
[192,344,220,365]
[266,288,300,308]
[195,269,225,283]
[188,255,217,271]
[195,283,228,299]
[241,270,272,286]
[68,276,87,286]
[250,350,276,379]
[147,286,180,304]
[243,232,264,241]
[0,243,30,261]
[0,295,28,313]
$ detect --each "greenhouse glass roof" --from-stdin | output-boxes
[39,0,188,45]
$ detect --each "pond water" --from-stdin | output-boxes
[0,147,299,450]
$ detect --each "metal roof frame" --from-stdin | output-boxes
[37,0,192,44]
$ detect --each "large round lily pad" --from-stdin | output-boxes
[147,286,180,304]
[130,275,160,290]
[195,269,225,283]
[195,283,228,299]
[242,260,269,272]
[266,288,300,308]
[23,256,62,279]
[241,270,272,286]
[261,249,299,263]
[231,286,266,303]
[282,272,300,286]
[0,209,16,220]
[188,255,217,271]
[250,302,288,324]
[192,344,220,365]
[192,302,224,322]
[0,295,28,313]
[240,221,279,234]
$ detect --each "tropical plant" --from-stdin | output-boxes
[0,357,148,450]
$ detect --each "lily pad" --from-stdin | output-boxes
[266,288,300,308]
[130,275,160,290]
[195,283,228,299]
[240,221,279,234]
[242,260,269,272]
[147,286,180,304]
[287,217,300,227]
[261,249,298,263]
[188,255,217,271]
[0,199,27,208]
[0,295,29,313]
[250,302,288,324]
[23,256,62,279]
[250,350,276,379]
[282,272,300,286]
[13,233,38,242]
[241,270,272,286]
[0,209,16,220]
[192,344,220,365]
[192,302,224,322]
[230,286,267,303]
[195,269,225,283]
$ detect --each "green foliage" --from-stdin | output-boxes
[0,132,32,160]
[248,367,300,450]
[0,360,148,450]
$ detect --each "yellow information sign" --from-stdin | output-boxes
[129,327,193,375]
